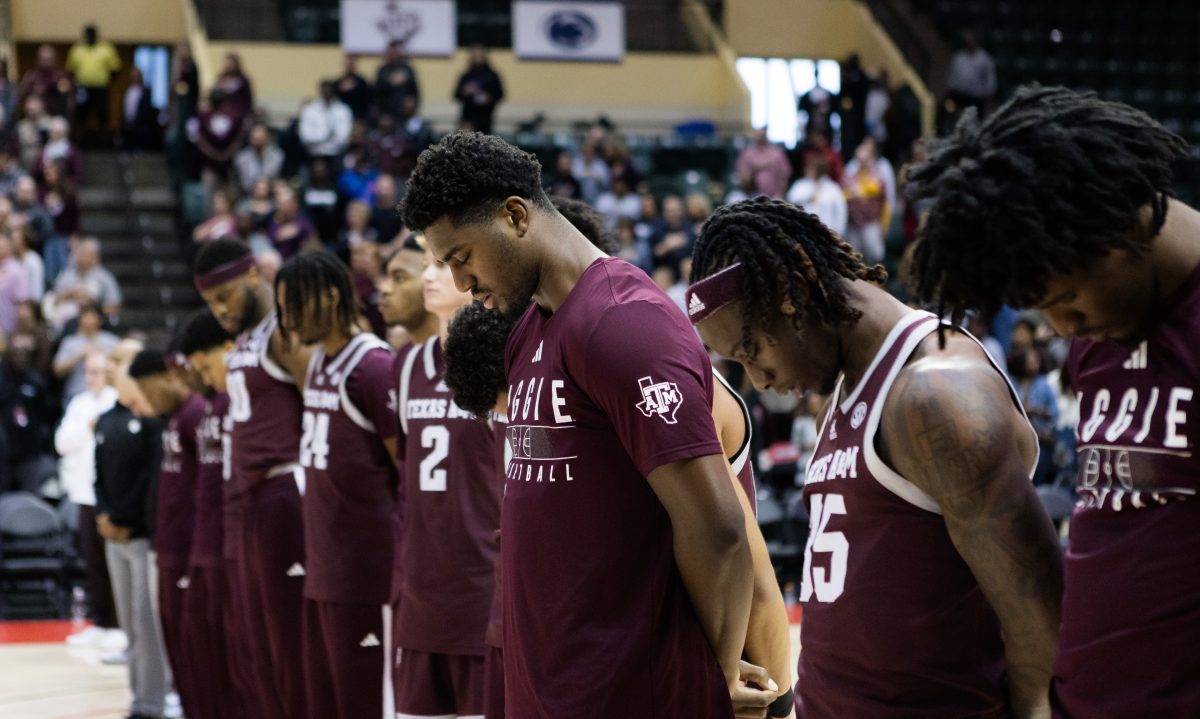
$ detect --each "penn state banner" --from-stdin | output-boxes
[341,0,457,56]
[512,1,625,62]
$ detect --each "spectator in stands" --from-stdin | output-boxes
[195,92,246,197]
[0,58,16,138]
[255,247,282,286]
[267,185,316,259]
[349,240,387,338]
[19,44,72,118]
[36,164,76,282]
[787,155,848,236]
[544,150,581,199]
[37,117,82,186]
[301,159,340,244]
[238,176,275,231]
[838,53,870,158]
[736,127,791,200]
[13,224,43,298]
[395,95,432,177]
[604,138,642,190]
[842,142,887,263]
[651,195,695,272]
[53,303,119,400]
[375,40,420,121]
[0,147,26,198]
[685,193,712,236]
[214,52,254,128]
[335,54,373,121]
[192,189,237,245]
[798,66,838,140]
[614,218,652,273]
[898,137,930,248]
[945,30,996,116]
[0,328,53,493]
[571,132,611,204]
[370,173,402,242]
[864,70,891,144]
[336,144,378,203]
[1008,345,1058,485]
[455,45,505,134]
[965,311,1005,368]
[299,79,353,166]
[120,67,158,152]
[49,237,122,327]
[15,95,51,171]
[166,43,200,184]
[234,122,283,195]
[65,25,121,147]
[844,136,896,221]
[799,128,843,185]
[56,349,121,647]
[594,174,640,230]
[633,192,659,244]
[14,300,52,376]
[338,199,377,254]
[0,232,30,335]
[366,113,405,178]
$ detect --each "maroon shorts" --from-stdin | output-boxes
[483,645,504,719]
[156,561,198,717]
[183,563,246,719]
[394,648,485,718]
[302,598,394,718]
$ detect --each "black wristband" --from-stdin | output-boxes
[767,687,794,718]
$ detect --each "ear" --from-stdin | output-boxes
[503,196,531,237]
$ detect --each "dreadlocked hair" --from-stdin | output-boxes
[274,251,359,342]
[691,196,887,354]
[906,84,1188,326]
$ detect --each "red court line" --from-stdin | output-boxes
[0,620,81,644]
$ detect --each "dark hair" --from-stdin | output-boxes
[401,131,550,231]
[906,84,1188,325]
[194,237,252,276]
[691,197,887,354]
[443,304,514,417]
[549,195,617,254]
[179,309,233,356]
[128,349,169,379]
[274,251,358,339]
[78,302,104,322]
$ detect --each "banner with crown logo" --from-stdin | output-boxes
[341,0,457,56]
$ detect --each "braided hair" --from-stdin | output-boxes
[691,196,886,354]
[274,251,359,342]
[906,84,1188,325]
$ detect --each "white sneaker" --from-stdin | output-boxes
[100,628,128,652]
[65,625,105,647]
[100,650,128,665]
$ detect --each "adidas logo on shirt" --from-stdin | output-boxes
[531,341,544,363]
[359,633,381,648]
[1122,340,1149,370]
[286,563,306,577]
[688,293,706,317]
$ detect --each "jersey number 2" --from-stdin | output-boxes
[300,411,331,470]
[419,425,450,492]
[800,493,848,603]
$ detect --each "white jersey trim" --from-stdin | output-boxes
[256,314,294,384]
[397,341,423,436]
[839,310,934,414]
[421,336,438,381]
[713,369,753,478]
[337,334,391,433]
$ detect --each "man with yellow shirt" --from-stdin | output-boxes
[66,25,121,146]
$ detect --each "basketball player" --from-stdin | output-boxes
[128,348,205,719]
[193,238,309,719]
[683,197,1063,717]
[379,235,439,348]
[273,252,399,718]
[389,248,503,719]
[177,310,244,719]
[402,131,769,717]
[906,85,1200,717]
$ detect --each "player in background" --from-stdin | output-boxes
[274,252,400,718]
[403,131,770,718]
[379,235,440,349]
[906,85,1200,717]
[685,197,1063,718]
[177,310,244,719]
[128,348,205,719]
[390,246,503,719]
[193,238,309,719]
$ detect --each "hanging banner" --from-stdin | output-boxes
[512,1,625,62]
[341,0,457,56]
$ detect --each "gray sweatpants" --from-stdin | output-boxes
[106,538,168,718]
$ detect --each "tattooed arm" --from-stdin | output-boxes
[880,338,1063,719]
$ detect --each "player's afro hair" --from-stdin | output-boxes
[400,131,551,231]
[178,309,233,356]
[906,84,1188,325]
[128,349,170,379]
[193,237,252,276]
[443,303,515,418]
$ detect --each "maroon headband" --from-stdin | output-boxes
[684,263,745,324]
[194,255,256,292]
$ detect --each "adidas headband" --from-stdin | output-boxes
[684,263,745,324]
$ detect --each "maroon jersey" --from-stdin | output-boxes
[220,410,242,561]
[300,333,398,604]
[797,311,1035,718]
[226,313,303,483]
[1054,262,1200,717]
[394,338,503,655]
[714,369,756,514]
[502,257,730,718]
[190,392,229,567]
[155,393,206,568]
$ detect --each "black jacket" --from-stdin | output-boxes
[94,403,162,538]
